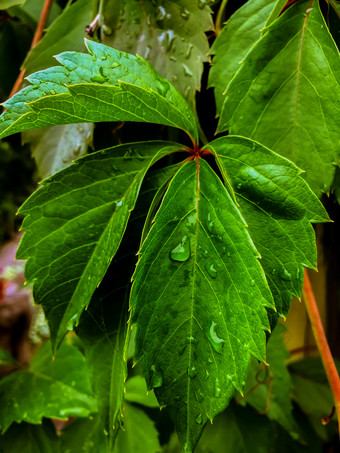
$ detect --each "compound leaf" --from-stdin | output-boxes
[99,0,213,103]
[217,0,340,196]
[204,136,328,318]
[0,341,97,432]
[16,141,182,348]
[131,158,275,450]
[0,40,197,142]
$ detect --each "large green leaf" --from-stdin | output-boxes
[61,415,108,453]
[0,341,97,432]
[0,40,198,141]
[131,158,275,451]
[22,123,94,178]
[0,420,60,453]
[240,324,299,437]
[204,136,329,318]
[22,0,95,76]
[16,141,183,347]
[209,0,281,113]
[99,0,213,103]
[217,0,340,196]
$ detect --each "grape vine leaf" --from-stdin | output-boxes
[204,136,329,318]
[217,0,340,196]
[0,39,198,142]
[99,0,213,103]
[131,158,276,450]
[16,141,183,348]
[240,324,299,437]
[22,123,94,178]
[0,419,61,453]
[22,0,95,76]
[209,0,281,113]
[0,341,97,432]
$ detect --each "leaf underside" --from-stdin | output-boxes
[217,0,340,196]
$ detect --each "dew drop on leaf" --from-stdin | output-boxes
[207,358,213,365]
[279,268,292,281]
[183,64,194,77]
[206,321,224,353]
[180,8,190,20]
[205,369,209,380]
[214,379,222,398]
[250,279,255,287]
[194,387,204,402]
[195,414,203,425]
[170,236,191,262]
[207,212,214,233]
[188,366,197,379]
[207,263,217,279]
[150,364,163,388]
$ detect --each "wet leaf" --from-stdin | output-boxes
[99,0,213,104]
[16,141,182,347]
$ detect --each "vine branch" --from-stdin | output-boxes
[303,270,340,434]
[9,0,53,98]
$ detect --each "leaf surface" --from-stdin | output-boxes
[209,0,280,113]
[0,341,97,432]
[0,347,18,366]
[0,40,197,141]
[17,141,182,347]
[99,0,213,103]
[217,0,340,196]
[22,123,94,178]
[204,136,328,318]
[131,158,275,450]
[61,415,108,453]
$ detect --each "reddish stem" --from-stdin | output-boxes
[303,270,340,435]
[9,0,53,98]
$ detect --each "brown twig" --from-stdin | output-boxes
[303,270,340,435]
[9,0,53,98]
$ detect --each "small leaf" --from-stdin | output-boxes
[204,136,329,317]
[217,0,340,196]
[0,341,97,432]
[0,40,198,142]
[131,158,274,450]
[99,0,213,103]
[22,123,94,178]
[17,141,182,347]
[124,376,159,408]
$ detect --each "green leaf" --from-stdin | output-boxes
[99,0,213,103]
[125,376,159,408]
[0,40,198,142]
[329,0,340,17]
[217,0,340,196]
[0,420,60,453]
[22,123,94,178]
[113,403,160,453]
[131,158,275,450]
[22,0,96,76]
[17,141,182,348]
[240,324,299,437]
[204,136,329,317]
[0,347,19,366]
[209,0,281,113]
[0,0,26,9]
[0,341,97,432]
[61,415,108,453]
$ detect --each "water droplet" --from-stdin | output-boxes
[207,212,214,233]
[272,268,276,275]
[186,213,196,231]
[279,268,292,281]
[170,56,177,62]
[91,71,106,84]
[207,357,213,365]
[187,336,198,345]
[185,44,193,59]
[183,64,193,77]
[205,369,209,380]
[188,366,197,379]
[198,0,212,9]
[214,379,222,398]
[250,279,255,287]
[194,387,204,402]
[150,365,163,388]
[236,182,242,190]
[207,321,224,353]
[144,45,152,59]
[162,30,176,51]
[203,249,208,257]
[207,263,217,279]
[195,413,203,424]
[156,5,166,20]
[251,142,256,150]
[170,236,191,262]
[50,89,56,95]
[180,8,190,20]
[227,251,231,257]
[66,314,78,331]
